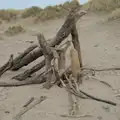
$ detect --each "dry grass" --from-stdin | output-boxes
[82,0,120,21]
[5,25,25,36]
[107,8,120,21]
[1,0,120,22]
[88,0,120,11]
[0,1,79,23]
[0,9,20,22]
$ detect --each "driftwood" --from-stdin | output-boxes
[10,7,87,71]
[12,60,45,81]
[14,96,47,120]
[0,5,118,120]
[64,76,117,106]
[11,44,38,69]
[23,97,34,107]
[37,34,53,89]
[12,9,86,81]
[0,54,13,77]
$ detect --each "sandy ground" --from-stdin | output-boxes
[0,13,120,120]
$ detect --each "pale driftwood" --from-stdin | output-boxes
[60,114,93,118]
[12,60,45,81]
[0,68,52,87]
[23,97,34,107]
[64,74,117,106]
[79,89,117,106]
[0,54,13,77]
[37,34,53,89]
[11,44,38,70]
[11,7,87,71]
[14,96,47,120]
[68,76,80,116]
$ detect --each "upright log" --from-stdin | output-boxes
[11,7,87,71]
[71,23,83,67]
[37,34,53,89]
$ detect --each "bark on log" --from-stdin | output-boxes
[37,34,53,89]
[12,60,45,81]
[12,44,38,67]
[0,54,13,77]
[11,7,87,71]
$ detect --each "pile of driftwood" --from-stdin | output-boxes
[0,6,119,119]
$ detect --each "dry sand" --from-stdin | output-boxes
[0,12,120,120]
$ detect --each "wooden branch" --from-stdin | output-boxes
[14,96,47,120]
[79,89,117,106]
[0,54,13,77]
[68,76,80,116]
[37,34,53,89]
[0,44,37,73]
[11,7,87,71]
[53,41,71,86]
[23,97,34,107]
[64,74,117,106]
[12,60,45,81]
[0,68,52,87]
[60,114,93,118]
[12,44,38,70]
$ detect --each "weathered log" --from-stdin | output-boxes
[12,59,45,81]
[0,69,48,87]
[0,54,13,77]
[37,34,53,89]
[11,7,87,71]
[12,44,38,67]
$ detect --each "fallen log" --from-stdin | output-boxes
[0,54,13,77]
[12,60,45,81]
[11,7,87,71]
[12,44,38,67]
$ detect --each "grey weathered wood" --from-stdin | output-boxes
[11,7,87,71]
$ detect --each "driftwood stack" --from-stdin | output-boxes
[0,5,118,119]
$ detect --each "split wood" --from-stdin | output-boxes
[14,96,47,120]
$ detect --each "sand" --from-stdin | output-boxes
[0,12,120,120]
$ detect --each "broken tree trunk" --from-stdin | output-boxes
[11,7,87,71]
